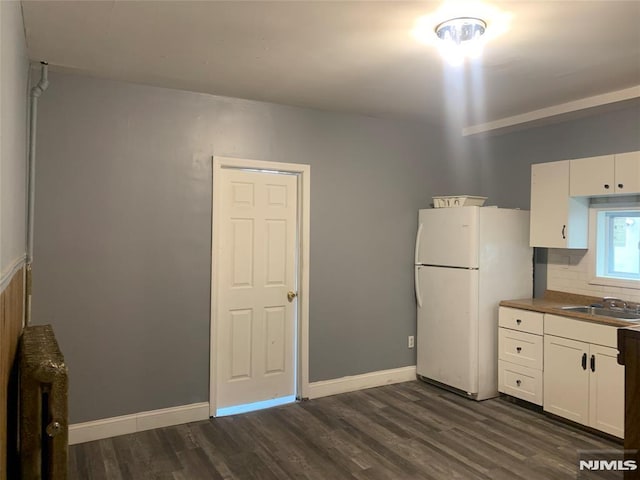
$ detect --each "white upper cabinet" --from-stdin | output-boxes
[569,155,614,196]
[613,151,640,193]
[530,161,588,248]
[530,151,640,248]
[570,151,640,196]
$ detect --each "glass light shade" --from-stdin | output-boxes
[435,17,486,45]
[435,17,487,65]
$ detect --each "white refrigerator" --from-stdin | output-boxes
[415,206,532,400]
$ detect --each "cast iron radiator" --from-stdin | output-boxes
[19,324,68,480]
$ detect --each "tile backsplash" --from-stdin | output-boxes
[547,248,640,303]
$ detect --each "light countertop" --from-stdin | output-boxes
[500,291,640,329]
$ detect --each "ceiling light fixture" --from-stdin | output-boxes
[412,3,512,67]
[435,17,487,66]
[435,17,487,65]
[435,17,486,45]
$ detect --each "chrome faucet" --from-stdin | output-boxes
[602,296,628,310]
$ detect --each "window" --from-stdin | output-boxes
[595,209,640,281]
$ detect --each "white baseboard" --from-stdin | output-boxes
[69,402,210,445]
[0,254,25,293]
[69,367,417,444]
[308,365,417,400]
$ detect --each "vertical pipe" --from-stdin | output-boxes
[25,61,49,324]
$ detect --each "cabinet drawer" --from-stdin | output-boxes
[498,360,543,406]
[499,328,543,370]
[498,307,543,335]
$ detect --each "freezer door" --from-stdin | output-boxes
[416,266,479,394]
[416,207,479,268]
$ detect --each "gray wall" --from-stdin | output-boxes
[32,72,462,423]
[0,0,29,282]
[34,70,639,424]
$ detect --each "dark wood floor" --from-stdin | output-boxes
[69,381,621,480]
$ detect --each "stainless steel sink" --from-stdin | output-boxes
[560,305,640,321]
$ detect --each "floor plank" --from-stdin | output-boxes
[69,381,621,479]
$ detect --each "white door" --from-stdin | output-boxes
[416,266,479,394]
[215,167,298,413]
[416,207,479,268]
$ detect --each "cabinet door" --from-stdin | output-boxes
[614,151,640,194]
[530,162,569,248]
[544,335,589,424]
[569,155,614,196]
[530,161,588,248]
[589,344,624,438]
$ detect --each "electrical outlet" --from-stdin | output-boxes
[408,336,415,348]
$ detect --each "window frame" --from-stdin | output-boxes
[589,204,640,288]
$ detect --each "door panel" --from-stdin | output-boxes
[543,335,589,424]
[416,266,479,394]
[615,151,640,193]
[265,306,286,374]
[217,168,297,410]
[230,309,252,379]
[530,161,573,248]
[266,220,287,285]
[589,344,624,438]
[569,155,614,196]
[417,207,479,268]
[231,219,254,286]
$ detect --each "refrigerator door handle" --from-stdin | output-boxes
[415,267,423,308]
[414,223,423,264]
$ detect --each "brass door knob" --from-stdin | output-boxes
[287,291,298,303]
[46,421,62,437]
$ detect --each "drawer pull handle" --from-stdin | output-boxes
[516,319,522,325]
[516,379,521,386]
[516,347,522,353]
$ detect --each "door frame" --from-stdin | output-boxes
[209,156,310,416]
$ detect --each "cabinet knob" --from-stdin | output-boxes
[516,379,521,386]
[516,319,522,325]
[618,183,624,189]
[516,346,522,353]
[604,184,610,189]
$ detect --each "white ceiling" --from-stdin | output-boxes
[21,1,640,131]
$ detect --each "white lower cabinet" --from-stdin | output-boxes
[588,344,625,437]
[544,314,624,438]
[498,360,543,405]
[498,307,544,405]
[543,335,590,424]
[499,308,625,438]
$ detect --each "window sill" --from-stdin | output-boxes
[588,276,640,290]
